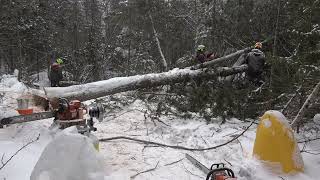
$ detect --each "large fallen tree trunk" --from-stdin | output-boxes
[31,65,248,102]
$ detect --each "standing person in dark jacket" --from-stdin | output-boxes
[195,45,215,64]
[245,42,266,86]
[49,58,63,87]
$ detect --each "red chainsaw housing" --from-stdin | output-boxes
[57,100,83,120]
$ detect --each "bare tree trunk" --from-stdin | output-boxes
[273,0,281,56]
[31,65,248,102]
[291,81,320,128]
[149,12,168,71]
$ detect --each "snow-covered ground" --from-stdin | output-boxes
[0,74,320,180]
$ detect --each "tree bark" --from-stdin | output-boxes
[291,81,320,128]
[31,65,248,102]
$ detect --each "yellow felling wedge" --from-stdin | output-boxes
[253,110,304,173]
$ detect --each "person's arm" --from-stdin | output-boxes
[206,52,215,60]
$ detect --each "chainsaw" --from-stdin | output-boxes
[0,97,104,134]
[186,153,237,180]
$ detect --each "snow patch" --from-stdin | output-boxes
[30,127,106,180]
[263,119,272,128]
[265,110,291,128]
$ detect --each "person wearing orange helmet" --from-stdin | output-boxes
[244,42,266,86]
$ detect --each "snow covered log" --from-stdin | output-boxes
[31,65,248,102]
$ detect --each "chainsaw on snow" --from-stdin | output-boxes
[0,97,104,134]
[186,153,237,180]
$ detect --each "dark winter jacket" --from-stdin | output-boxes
[245,49,265,76]
[196,51,215,63]
[49,63,63,87]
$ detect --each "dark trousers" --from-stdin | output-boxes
[247,71,264,86]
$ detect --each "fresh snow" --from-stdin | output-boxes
[30,127,106,180]
[263,119,272,128]
[1,74,320,180]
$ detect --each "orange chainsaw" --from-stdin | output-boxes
[0,97,104,133]
[186,154,237,180]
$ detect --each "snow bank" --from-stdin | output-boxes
[30,127,106,180]
[0,74,28,120]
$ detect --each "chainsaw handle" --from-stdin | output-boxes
[210,163,225,170]
[58,98,70,112]
[206,168,235,180]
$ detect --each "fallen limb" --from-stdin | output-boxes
[0,134,40,170]
[164,158,184,166]
[99,119,255,151]
[131,161,160,179]
[298,137,320,143]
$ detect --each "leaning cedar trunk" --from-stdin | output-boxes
[291,81,320,128]
[31,65,248,102]
[188,47,252,70]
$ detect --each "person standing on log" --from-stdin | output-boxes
[49,58,64,87]
[244,42,266,86]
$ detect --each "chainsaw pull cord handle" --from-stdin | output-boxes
[206,168,235,180]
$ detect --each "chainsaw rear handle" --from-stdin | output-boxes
[210,163,225,170]
[206,168,235,180]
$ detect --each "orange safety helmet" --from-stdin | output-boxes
[254,42,262,49]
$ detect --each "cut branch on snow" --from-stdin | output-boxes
[131,161,160,179]
[0,134,40,170]
[99,119,255,151]
[298,137,320,143]
[291,81,320,128]
[164,158,184,166]
[31,65,248,102]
